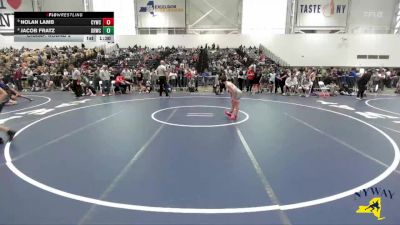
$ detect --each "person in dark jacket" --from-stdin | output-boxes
[357,71,372,100]
[13,67,23,91]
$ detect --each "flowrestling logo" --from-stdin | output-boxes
[139,0,184,17]
[299,0,347,17]
[354,187,395,221]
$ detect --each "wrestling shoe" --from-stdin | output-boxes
[229,114,237,121]
[7,130,16,142]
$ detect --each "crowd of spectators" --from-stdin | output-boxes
[0,44,399,102]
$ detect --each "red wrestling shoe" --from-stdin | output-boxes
[224,111,232,117]
[229,114,237,121]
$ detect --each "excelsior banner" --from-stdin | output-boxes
[296,0,349,28]
[136,0,185,28]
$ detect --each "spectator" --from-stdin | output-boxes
[277,69,288,95]
[237,70,245,91]
[26,67,34,88]
[357,71,373,100]
[143,67,151,89]
[71,67,82,98]
[47,68,56,91]
[348,68,357,90]
[81,74,96,96]
[61,70,71,91]
[268,69,276,94]
[395,76,400,94]
[93,66,101,92]
[169,69,178,89]
[252,70,261,95]
[121,67,132,92]
[114,74,129,94]
[298,73,312,97]
[13,66,23,91]
[246,66,255,93]
[177,66,185,89]
[99,65,111,96]
[136,69,144,91]
[284,72,298,96]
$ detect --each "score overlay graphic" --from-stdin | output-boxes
[13,12,114,42]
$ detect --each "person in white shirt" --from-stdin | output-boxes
[25,68,34,88]
[121,67,132,92]
[169,69,178,89]
[298,73,312,97]
[285,73,298,95]
[63,68,69,76]
[99,65,111,96]
[143,67,151,84]
[61,69,70,91]
[268,70,276,93]
[71,67,82,97]
[295,69,301,79]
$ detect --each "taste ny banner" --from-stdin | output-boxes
[136,0,185,28]
[296,0,349,28]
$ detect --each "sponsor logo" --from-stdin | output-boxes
[299,0,347,17]
[354,187,395,221]
[356,197,385,221]
[139,0,183,16]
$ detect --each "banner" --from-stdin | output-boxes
[136,0,185,28]
[348,0,397,33]
[296,0,349,28]
[0,0,33,34]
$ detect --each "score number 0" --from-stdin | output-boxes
[103,18,114,26]
[102,18,114,35]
